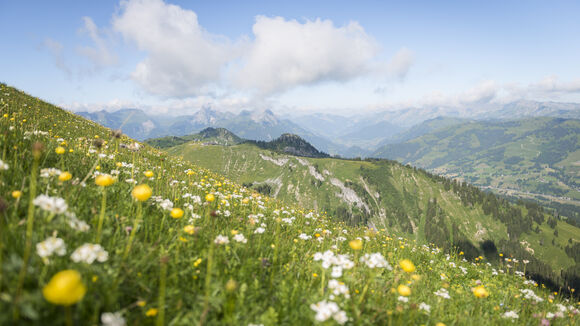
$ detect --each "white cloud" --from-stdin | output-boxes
[232,16,380,94]
[458,80,497,104]
[530,75,580,94]
[386,47,414,80]
[77,17,118,68]
[112,0,233,97]
[43,38,72,77]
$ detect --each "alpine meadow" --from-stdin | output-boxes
[2,1,580,325]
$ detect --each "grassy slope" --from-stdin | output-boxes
[372,118,580,215]
[167,142,577,272]
[1,84,579,325]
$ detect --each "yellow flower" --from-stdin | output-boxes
[473,285,489,298]
[397,284,411,297]
[55,146,65,155]
[184,225,195,235]
[193,258,202,267]
[11,190,22,199]
[95,174,115,187]
[231,230,239,235]
[137,300,146,307]
[225,279,238,292]
[399,259,416,273]
[132,184,152,202]
[59,172,72,182]
[42,270,86,306]
[349,239,363,251]
[144,170,154,178]
[145,308,158,317]
[436,323,446,326]
[205,193,215,202]
[170,208,184,219]
[411,274,421,281]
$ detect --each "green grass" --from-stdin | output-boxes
[1,84,579,325]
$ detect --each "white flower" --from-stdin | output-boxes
[359,253,392,269]
[36,236,66,260]
[328,279,350,298]
[33,195,68,214]
[502,311,519,319]
[71,243,109,264]
[434,288,451,299]
[398,296,409,303]
[66,212,90,232]
[298,233,312,240]
[214,235,230,245]
[419,302,430,313]
[0,159,8,170]
[40,168,62,178]
[331,266,343,278]
[233,234,247,244]
[254,227,266,234]
[159,199,174,211]
[310,300,347,324]
[101,312,126,326]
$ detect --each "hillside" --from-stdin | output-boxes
[372,117,580,222]
[145,127,243,149]
[167,139,580,290]
[1,83,579,325]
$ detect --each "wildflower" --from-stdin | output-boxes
[254,227,265,234]
[144,170,154,178]
[214,235,229,245]
[310,300,348,324]
[233,234,247,244]
[71,243,109,264]
[419,302,431,313]
[95,174,115,187]
[132,184,152,201]
[145,308,158,317]
[36,236,67,260]
[0,159,8,170]
[43,270,86,306]
[473,285,489,298]
[502,311,519,319]
[11,190,22,199]
[225,279,238,292]
[40,168,62,178]
[101,312,126,326]
[58,171,72,182]
[159,199,173,210]
[399,259,416,273]
[328,279,350,298]
[66,212,90,232]
[183,225,195,235]
[397,284,411,297]
[434,288,451,299]
[205,193,215,202]
[398,296,409,303]
[349,239,362,250]
[298,233,312,240]
[360,253,392,269]
[170,208,184,219]
[33,194,68,214]
[55,146,65,155]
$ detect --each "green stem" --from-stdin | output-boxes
[14,152,40,320]
[65,306,73,326]
[157,249,168,326]
[96,189,107,243]
[123,203,142,259]
[203,242,215,314]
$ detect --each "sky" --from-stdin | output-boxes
[1,0,580,116]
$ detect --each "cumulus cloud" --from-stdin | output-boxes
[458,80,497,104]
[529,75,580,94]
[77,17,118,68]
[386,47,414,80]
[112,0,233,97]
[231,16,380,94]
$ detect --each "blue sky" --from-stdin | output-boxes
[1,0,579,115]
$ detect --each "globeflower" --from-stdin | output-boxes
[55,146,65,155]
[473,285,489,298]
[170,208,184,219]
[11,190,22,199]
[205,193,215,202]
[58,171,72,182]
[144,170,154,178]
[397,284,411,297]
[132,184,152,202]
[399,259,416,273]
[43,270,86,306]
[349,239,362,251]
[95,174,115,187]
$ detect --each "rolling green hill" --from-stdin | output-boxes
[166,138,580,290]
[2,83,580,325]
[145,127,243,149]
[372,117,580,222]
